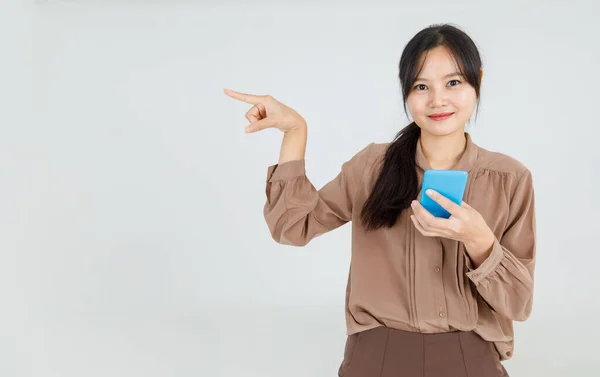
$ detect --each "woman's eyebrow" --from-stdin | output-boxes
[415,72,462,81]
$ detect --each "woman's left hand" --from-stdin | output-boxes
[410,189,496,266]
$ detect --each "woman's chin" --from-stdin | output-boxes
[419,122,464,137]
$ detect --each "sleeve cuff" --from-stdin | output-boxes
[465,238,505,285]
[267,159,306,182]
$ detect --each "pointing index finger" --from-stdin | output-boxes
[224,88,262,105]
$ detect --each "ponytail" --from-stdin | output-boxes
[360,122,421,231]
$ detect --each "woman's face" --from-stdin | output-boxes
[406,46,480,138]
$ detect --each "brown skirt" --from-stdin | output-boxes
[338,326,509,377]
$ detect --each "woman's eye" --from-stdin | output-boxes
[413,80,461,91]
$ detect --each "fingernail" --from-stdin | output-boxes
[426,189,434,196]
[411,201,416,208]
[245,127,252,133]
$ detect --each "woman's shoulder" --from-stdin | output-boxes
[341,142,390,185]
[475,145,531,181]
[360,142,391,170]
[367,142,392,158]
[346,142,390,165]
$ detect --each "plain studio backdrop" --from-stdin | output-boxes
[1,1,598,376]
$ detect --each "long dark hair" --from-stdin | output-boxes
[360,23,483,231]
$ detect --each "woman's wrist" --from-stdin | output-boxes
[464,231,495,268]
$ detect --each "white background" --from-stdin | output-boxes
[1,1,598,376]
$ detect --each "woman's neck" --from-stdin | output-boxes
[419,129,467,170]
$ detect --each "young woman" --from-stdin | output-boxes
[224,23,535,377]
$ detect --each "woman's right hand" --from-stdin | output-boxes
[224,88,307,134]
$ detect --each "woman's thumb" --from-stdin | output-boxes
[245,117,276,133]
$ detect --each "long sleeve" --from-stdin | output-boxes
[465,169,536,321]
[263,143,373,246]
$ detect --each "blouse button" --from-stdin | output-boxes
[434,267,440,273]
[472,273,479,278]
[439,311,446,318]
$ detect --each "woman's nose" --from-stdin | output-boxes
[429,88,448,107]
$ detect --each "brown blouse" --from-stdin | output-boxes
[263,132,536,361]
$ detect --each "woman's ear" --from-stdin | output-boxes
[479,68,484,83]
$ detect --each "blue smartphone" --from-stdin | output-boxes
[419,170,468,218]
